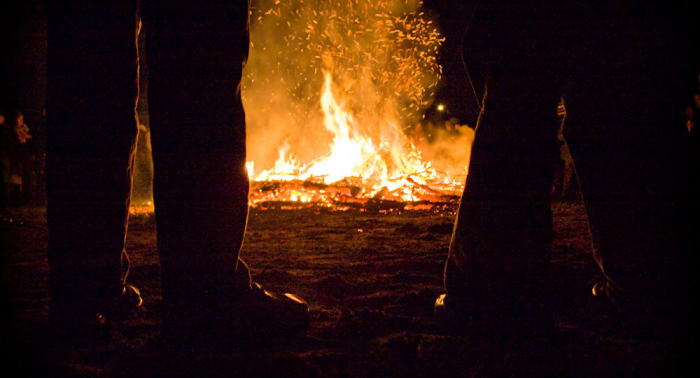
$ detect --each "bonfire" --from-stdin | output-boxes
[242,0,473,212]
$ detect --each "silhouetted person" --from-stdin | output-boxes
[1,111,24,207]
[1,111,10,210]
[46,1,308,343]
[562,4,694,326]
[435,1,695,347]
[12,112,41,205]
[434,1,563,337]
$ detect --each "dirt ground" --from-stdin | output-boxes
[0,201,685,377]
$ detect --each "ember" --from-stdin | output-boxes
[243,0,472,211]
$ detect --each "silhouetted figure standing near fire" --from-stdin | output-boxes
[434,0,695,349]
[46,1,308,343]
[1,111,27,208]
[1,111,11,210]
[434,1,563,337]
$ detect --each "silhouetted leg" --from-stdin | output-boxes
[142,0,252,334]
[567,88,685,310]
[442,76,559,335]
[436,1,567,336]
[45,1,139,327]
[563,4,692,315]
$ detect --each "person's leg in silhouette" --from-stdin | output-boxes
[435,0,566,337]
[438,3,694,347]
[46,1,143,332]
[46,0,308,341]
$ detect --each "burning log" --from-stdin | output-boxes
[372,187,388,200]
[405,177,441,196]
[252,195,458,213]
[241,1,471,215]
[404,200,460,213]
[250,179,364,204]
[249,175,461,213]
[258,201,308,211]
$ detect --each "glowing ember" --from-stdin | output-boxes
[243,0,471,210]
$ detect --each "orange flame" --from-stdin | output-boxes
[243,0,469,209]
[248,71,463,205]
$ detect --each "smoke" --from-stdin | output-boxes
[414,123,475,181]
[242,0,444,173]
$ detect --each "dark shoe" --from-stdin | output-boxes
[436,293,553,339]
[108,284,143,318]
[434,293,472,328]
[48,313,110,347]
[586,280,632,331]
[434,293,450,318]
[163,282,309,344]
[49,284,143,341]
[592,280,629,314]
[234,282,310,336]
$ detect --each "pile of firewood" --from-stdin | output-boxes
[249,178,460,212]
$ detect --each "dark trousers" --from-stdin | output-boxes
[444,74,559,329]
[443,1,693,330]
[561,3,694,312]
[46,1,251,328]
[442,1,563,329]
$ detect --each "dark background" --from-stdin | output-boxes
[2,0,46,143]
[3,1,698,143]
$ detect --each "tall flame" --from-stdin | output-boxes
[250,70,452,202]
[306,71,378,183]
[243,0,470,207]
